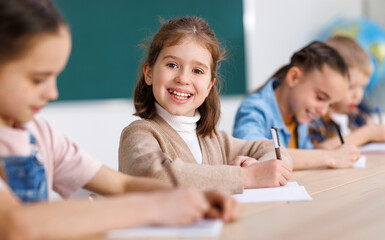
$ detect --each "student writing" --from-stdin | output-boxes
[0,1,240,239]
[119,17,292,194]
[233,41,361,169]
[309,36,385,148]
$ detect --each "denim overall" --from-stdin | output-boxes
[1,134,48,202]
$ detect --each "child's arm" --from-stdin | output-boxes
[119,120,293,192]
[315,123,385,149]
[119,122,245,193]
[83,165,171,195]
[85,166,241,222]
[289,144,360,170]
[0,187,210,240]
[222,133,293,188]
[221,132,293,167]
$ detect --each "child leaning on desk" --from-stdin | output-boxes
[0,1,241,239]
[309,36,385,149]
[233,41,361,170]
[118,16,293,194]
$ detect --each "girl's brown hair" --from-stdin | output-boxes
[268,41,350,87]
[134,17,225,137]
[0,0,67,64]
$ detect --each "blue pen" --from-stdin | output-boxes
[376,106,382,124]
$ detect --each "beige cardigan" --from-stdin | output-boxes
[119,115,292,193]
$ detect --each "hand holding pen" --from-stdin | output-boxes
[160,152,241,222]
[331,122,362,168]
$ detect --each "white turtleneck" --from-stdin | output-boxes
[155,102,203,164]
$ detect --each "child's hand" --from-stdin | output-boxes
[151,188,209,226]
[329,143,360,168]
[204,189,242,222]
[240,159,292,188]
[229,156,258,167]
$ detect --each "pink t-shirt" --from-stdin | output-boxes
[0,117,102,199]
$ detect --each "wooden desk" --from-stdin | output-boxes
[74,154,385,240]
[219,155,385,240]
[241,154,385,218]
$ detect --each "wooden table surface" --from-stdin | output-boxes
[72,154,385,240]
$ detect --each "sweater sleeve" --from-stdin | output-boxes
[218,131,293,168]
[118,121,244,194]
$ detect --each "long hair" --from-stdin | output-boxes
[255,41,350,93]
[134,17,225,137]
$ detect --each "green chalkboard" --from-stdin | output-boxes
[52,0,245,101]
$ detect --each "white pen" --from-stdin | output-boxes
[270,127,282,160]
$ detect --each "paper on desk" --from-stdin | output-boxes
[353,155,366,168]
[233,181,312,203]
[106,219,223,238]
[360,142,385,154]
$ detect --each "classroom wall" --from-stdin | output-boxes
[41,0,370,175]
[244,0,364,92]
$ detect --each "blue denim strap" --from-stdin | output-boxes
[1,133,48,202]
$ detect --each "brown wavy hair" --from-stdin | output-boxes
[133,17,225,138]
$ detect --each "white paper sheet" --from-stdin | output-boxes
[360,142,385,154]
[106,219,223,238]
[233,182,312,203]
[353,155,366,168]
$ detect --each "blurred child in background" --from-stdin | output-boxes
[309,35,385,149]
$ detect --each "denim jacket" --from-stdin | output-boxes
[233,78,313,149]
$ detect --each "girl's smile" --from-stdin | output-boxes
[167,88,193,102]
[144,38,214,117]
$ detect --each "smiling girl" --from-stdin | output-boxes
[119,17,293,193]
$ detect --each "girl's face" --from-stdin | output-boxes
[331,67,369,114]
[144,38,214,117]
[0,26,71,127]
[287,65,349,124]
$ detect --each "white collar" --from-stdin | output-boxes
[155,102,200,131]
